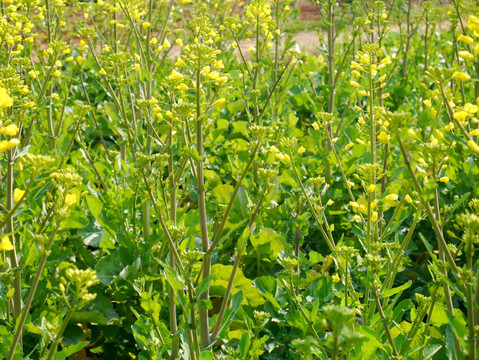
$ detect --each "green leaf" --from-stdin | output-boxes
[382,281,412,298]
[422,343,442,359]
[62,323,84,345]
[55,342,88,360]
[70,294,120,325]
[63,211,89,229]
[430,304,449,326]
[309,251,323,266]
[86,194,103,218]
[255,276,281,309]
[199,352,215,360]
[250,228,285,258]
[210,264,264,307]
[211,184,234,204]
[95,247,139,284]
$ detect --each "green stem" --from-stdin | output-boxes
[7,224,61,360]
[195,62,210,348]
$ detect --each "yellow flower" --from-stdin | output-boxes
[28,70,39,78]
[327,199,334,206]
[350,80,360,88]
[459,51,474,61]
[65,194,77,207]
[142,22,150,30]
[466,15,479,33]
[469,129,479,136]
[465,103,478,114]
[385,193,398,202]
[0,88,13,109]
[165,111,176,121]
[371,211,378,222]
[408,128,419,139]
[312,122,320,131]
[458,34,474,44]
[377,130,390,144]
[368,184,376,193]
[453,71,471,81]
[213,98,225,107]
[169,70,183,81]
[444,122,455,131]
[0,139,20,153]
[298,146,306,155]
[0,236,13,251]
[150,37,158,45]
[350,61,364,71]
[345,142,354,151]
[380,56,392,65]
[453,111,469,123]
[405,194,413,204]
[423,99,432,108]
[0,124,19,136]
[99,68,107,76]
[175,57,186,68]
[439,176,449,183]
[13,188,25,203]
[468,139,479,153]
[176,38,183,47]
[176,83,188,91]
[352,215,361,222]
[162,39,171,48]
[332,274,340,283]
[269,145,279,153]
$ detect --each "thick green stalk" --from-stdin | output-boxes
[402,0,412,77]
[195,66,210,348]
[7,225,61,360]
[7,148,21,349]
[325,0,335,184]
[467,240,476,360]
[168,124,179,359]
[372,283,399,357]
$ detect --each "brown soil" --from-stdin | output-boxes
[298,0,321,21]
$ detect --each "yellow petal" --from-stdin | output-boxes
[0,236,13,251]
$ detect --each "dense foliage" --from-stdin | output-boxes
[1,0,479,359]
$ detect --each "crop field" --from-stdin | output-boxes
[2,0,479,359]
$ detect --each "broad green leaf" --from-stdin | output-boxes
[250,228,285,258]
[211,184,234,204]
[55,342,88,360]
[210,264,264,307]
